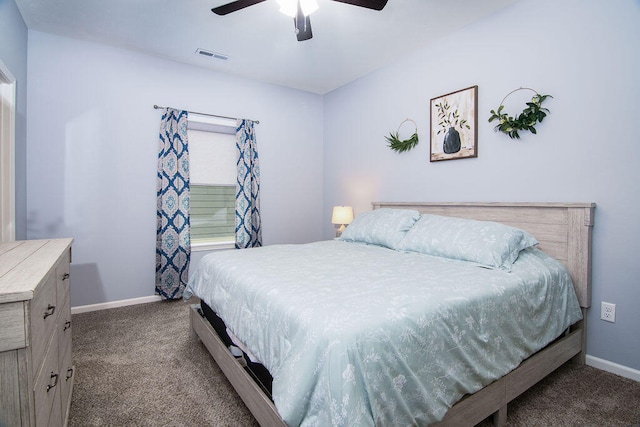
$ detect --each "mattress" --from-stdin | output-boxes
[185,239,582,426]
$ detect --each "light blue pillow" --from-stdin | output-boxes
[397,214,538,271]
[339,208,421,249]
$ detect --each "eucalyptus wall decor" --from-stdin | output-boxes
[386,119,419,153]
[430,85,478,162]
[488,88,552,139]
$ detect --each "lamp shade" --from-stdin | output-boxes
[331,206,354,225]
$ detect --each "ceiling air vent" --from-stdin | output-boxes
[195,48,229,61]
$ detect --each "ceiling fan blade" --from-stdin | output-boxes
[212,0,267,15]
[294,3,313,41]
[329,0,388,11]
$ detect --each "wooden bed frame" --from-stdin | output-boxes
[189,202,595,427]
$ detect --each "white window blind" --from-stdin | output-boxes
[187,117,236,246]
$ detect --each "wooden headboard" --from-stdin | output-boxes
[372,202,595,308]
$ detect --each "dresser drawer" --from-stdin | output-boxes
[48,387,63,427]
[0,301,26,352]
[31,272,58,372]
[59,336,74,425]
[55,252,71,305]
[34,329,61,427]
[58,295,72,363]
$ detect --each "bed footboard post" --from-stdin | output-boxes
[189,304,201,341]
[571,309,587,365]
[492,405,507,427]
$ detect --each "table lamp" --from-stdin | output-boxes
[331,206,354,237]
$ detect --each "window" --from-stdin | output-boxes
[187,115,236,250]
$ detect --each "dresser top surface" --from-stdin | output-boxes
[0,238,73,303]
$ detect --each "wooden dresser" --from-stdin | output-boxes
[0,238,74,427]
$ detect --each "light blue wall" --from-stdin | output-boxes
[25,31,324,307]
[0,0,28,239]
[323,0,640,371]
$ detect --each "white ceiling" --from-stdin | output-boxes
[15,0,519,94]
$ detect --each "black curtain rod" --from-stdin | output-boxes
[153,105,259,124]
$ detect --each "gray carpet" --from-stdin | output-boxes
[69,301,640,426]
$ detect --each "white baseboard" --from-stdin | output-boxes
[71,295,163,314]
[586,355,640,382]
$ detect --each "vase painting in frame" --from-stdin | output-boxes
[430,85,478,162]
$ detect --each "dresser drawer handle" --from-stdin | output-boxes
[46,372,59,392]
[64,320,72,331]
[43,304,56,319]
[66,368,74,381]
[62,273,70,280]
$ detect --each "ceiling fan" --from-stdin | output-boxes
[212,0,389,42]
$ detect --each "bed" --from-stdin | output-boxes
[185,202,595,426]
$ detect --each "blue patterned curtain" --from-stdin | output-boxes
[156,108,190,299]
[235,119,262,248]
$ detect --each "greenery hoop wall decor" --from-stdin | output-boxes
[386,118,419,153]
[488,87,552,139]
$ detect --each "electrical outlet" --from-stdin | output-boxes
[601,302,616,323]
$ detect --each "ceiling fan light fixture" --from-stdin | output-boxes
[300,0,319,15]
[212,0,387,42]
[277,0,318,17]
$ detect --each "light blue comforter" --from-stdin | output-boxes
[185,240,582,426]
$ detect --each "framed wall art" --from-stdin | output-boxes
[430,85,478,162]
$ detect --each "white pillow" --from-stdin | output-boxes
[339,208,421,249]
[397,214,538,271]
